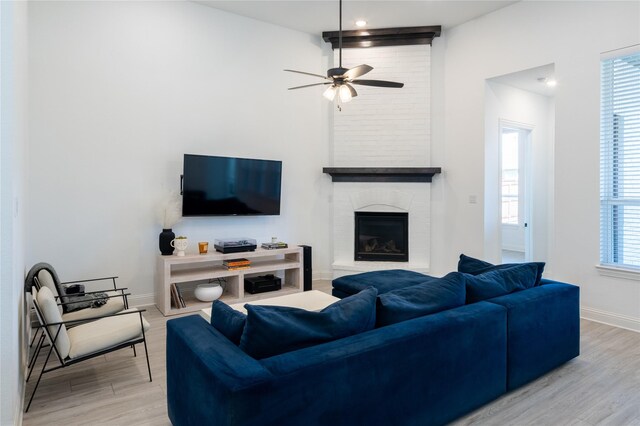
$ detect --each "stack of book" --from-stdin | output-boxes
[223,258,251,270]
[170,283,186,309]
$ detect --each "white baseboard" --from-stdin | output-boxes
[128,293,155,307]
[581,306,640,333]
[313,270,333,281]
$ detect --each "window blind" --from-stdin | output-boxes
[600,51,640,268]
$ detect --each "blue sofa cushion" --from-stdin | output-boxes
[332,269,430,297]
[376,272,466,327]
[458,253,545,287]
[210,300,246,345]
[464,264,538,303]
[239,287,378,359]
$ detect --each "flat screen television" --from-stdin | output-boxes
[182,154,282,216]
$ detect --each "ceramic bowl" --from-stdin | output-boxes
[194,283,223,302]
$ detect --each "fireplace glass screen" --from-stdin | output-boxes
[354,212,409,262]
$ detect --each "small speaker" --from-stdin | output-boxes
[299,245,312,291]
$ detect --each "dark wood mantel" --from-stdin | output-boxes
[323,167,441,183]
[322,26,442,49]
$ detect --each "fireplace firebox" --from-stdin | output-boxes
[354,212,409,262]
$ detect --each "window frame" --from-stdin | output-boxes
[599,46,640,275]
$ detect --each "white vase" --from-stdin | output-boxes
[171,238,188,257]
[194,283,223,302]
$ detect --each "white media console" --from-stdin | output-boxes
[155,246,304,316]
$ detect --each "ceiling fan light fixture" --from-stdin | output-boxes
[323,85,337,101]
[339,84,353,103]
[283,0,403,109]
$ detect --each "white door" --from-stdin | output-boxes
[500,123,532,263]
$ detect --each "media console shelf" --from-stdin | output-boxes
[155,246,303,316]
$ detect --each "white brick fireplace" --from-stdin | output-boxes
[332,184,431,277]
[329,44,434,278]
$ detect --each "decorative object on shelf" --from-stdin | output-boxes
[284,0,403,109]
[158,191,182,255]
[194,283,223,302]
[159,229,176,256]
[171,236,188,257]
[198,242,209,254]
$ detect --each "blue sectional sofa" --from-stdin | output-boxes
[166,270,579,426]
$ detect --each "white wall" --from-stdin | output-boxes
[1,0,29,422]
[27,1,333,302]
[430,1,640,328]
[484,81,554,264]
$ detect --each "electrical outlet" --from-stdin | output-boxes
[469,195,477,204]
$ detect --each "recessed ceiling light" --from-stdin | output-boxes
[538,77,557,87]
[355,20,367,27]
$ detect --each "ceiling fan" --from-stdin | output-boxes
[284,0,404,104]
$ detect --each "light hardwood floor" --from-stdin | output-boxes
[23,281,640,426]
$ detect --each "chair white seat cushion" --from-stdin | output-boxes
[62,291,126,322]
[67,309,151,359]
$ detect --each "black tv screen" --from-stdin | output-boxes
[182,154,282,216]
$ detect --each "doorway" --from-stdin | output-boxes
[484,63,555,265]
[500,122,532,263]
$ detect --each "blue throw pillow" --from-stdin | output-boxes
[458,253,545,287]
[464,263,538,303]
[376,272,466,327]
[210,300,247,345]
[239,287,378,359]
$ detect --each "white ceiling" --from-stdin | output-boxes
[195,1,518,34]
[488,63,557,97]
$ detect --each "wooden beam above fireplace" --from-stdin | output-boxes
[322,26,442,49]
[322,167,441,183]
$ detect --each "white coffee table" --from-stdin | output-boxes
[199,290,340,321]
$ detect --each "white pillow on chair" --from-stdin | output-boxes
[36,286,71,359]
[37,270,63,315]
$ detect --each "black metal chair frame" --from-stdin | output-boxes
[36,274,131,310]
[25,263,131,312]
[26,264,133,363]
[26,291,134,376]
[26,298,152,412]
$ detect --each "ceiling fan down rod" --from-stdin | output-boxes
[339,0,342,69]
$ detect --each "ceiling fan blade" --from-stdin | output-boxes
[288,82,333,90]
[346,83,358,98]
[351,79,404,88]
[343,64,373,80]
[284,69,330,80]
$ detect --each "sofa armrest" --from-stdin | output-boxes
[166,315,273,426]
[487,283,580,390]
